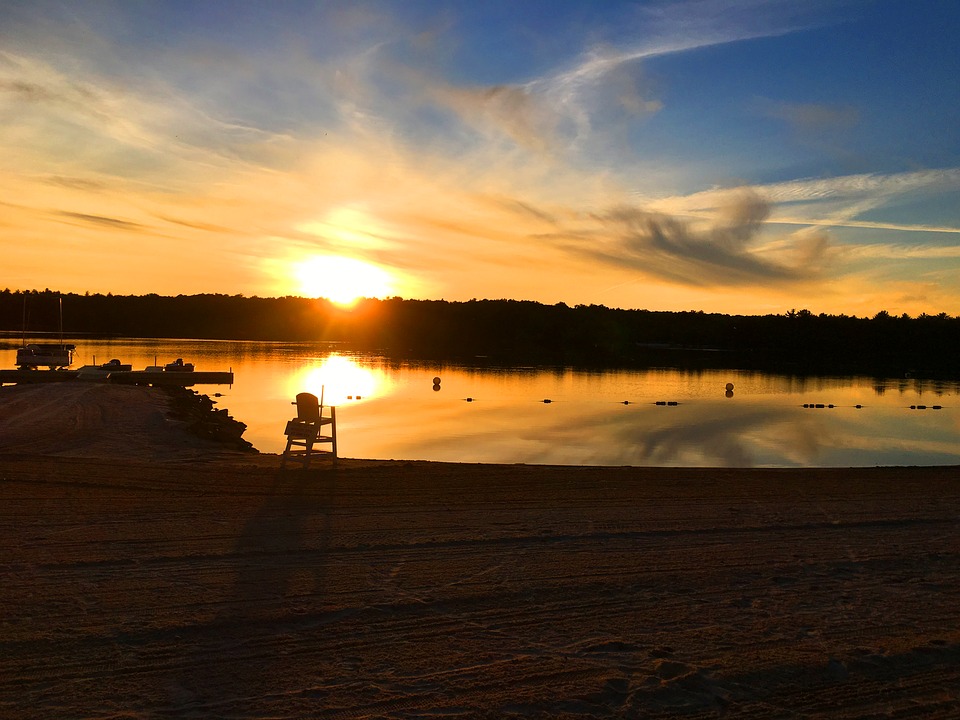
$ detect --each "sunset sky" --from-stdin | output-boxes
[2,0,959,316]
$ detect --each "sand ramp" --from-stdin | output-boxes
[0,383,244,460]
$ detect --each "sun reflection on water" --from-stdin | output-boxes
[290,355,385,406]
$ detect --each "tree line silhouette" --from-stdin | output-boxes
[3,289,959,378]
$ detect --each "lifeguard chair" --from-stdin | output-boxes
[281,390,337,468]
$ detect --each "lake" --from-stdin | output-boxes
[4,336,960,467]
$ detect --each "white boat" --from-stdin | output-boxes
[76,358,133,380]
[16,343,76,370]
[15,296,75,370]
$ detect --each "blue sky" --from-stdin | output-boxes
[1,0,959,315]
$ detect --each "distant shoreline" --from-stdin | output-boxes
[5,290,960,379]
[4,330,959,383]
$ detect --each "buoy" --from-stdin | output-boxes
[725,382,734,391]
[933,405,942,410]
[465,397,473,402]
[667,401,678,406]
[622,400,630,405]
[433,376,441,385]
[543,399,552,404]
[855,404,862,409]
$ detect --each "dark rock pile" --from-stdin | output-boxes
[162,386,256,452]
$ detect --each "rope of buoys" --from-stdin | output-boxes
[799,404,874,409]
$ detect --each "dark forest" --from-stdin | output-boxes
[2,289,959,378]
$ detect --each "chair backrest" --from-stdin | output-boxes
[295,392,321,421]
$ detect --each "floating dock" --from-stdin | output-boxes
[0,369,233,387]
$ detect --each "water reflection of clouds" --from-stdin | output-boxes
[618,407,789,467]
[371,399,960,468]
[547,404,833,467]
[372,401,838,468]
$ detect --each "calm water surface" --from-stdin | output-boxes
[6,337,960,467]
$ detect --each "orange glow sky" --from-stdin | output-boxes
[2,1,959,316]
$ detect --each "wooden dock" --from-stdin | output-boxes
[0,369,234,387]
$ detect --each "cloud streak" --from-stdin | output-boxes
[57,211,145,231]
[762,100,859,133]
[541,189,832,287]
[649,169,960,235]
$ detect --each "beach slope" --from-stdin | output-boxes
[1,384,958,718]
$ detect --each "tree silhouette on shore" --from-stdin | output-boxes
[2,289,958,378]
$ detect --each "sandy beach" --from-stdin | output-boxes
[1,384,959,718]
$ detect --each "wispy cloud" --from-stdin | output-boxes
[761,169,960,203]
[57,211,145,231]
[538,189,833,287]
[649,169,960,234]
[430,84,565,153]
[427,0,823,154]
[761,99,859,133]
[842,244,960,260]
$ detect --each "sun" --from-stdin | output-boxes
[295,255,393,307]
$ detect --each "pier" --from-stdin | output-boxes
[0,369,233,387]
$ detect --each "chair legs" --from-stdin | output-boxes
[281,408,337,469]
